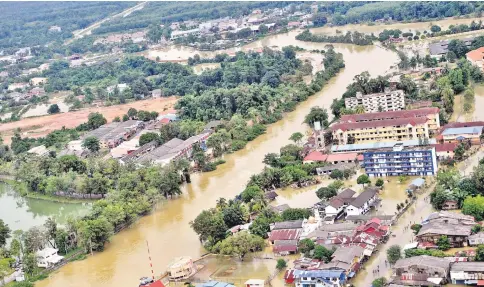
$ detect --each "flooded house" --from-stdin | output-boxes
[392,255,450,286]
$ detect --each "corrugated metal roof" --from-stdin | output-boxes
[442,126,483,135]
[331,139,437,152]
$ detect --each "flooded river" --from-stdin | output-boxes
[0,183,89,231]
[38,28,398,287]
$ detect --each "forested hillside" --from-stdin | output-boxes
[0,2,135,51]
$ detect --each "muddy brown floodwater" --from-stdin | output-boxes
[37,30,398,287]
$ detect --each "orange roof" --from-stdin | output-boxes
[303,151,328,162]
[466,47,484,62]
[325,152,358,162]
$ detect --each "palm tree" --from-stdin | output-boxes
[216,198,227,210]
[355,105,366,114]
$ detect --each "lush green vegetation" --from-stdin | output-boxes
[296,30,375,46]
[328,2,483,26]
[0,2,136,51]
[92,2,292,35]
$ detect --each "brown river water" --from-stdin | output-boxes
[38,29,399,287]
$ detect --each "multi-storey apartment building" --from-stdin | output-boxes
[340,107,440,134]
[344,89,405,113]
[362,144,438,177]
[331,118,430,145]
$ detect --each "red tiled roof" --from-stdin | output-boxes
[340,108,439,123]
[146,280,166,287]
[466,47,484,62]
[441,121,484,130]
[273,243,298,253]
[331,117,428,132]
[268,229,301,241]
[160,118,171,124]
[357,154,364,161]
[303,151,328,162]
[431,143,457,152]
[326,152,358,162]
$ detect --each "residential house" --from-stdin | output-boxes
[324,188,356,218]
[315,162,355,176]
[423,211,476,226]
[468,233,484,246]
[287,21,300,29]
[432,143,458,160]
[85,120,145,149]
[450,262,484,285]
[339,107,440,134]
[429,37,474,59]
[345,188,379,217]
[331,117,430,145]
[106,83,128,94]
[344,89,405,113]
[345,215,394,226]
[440,126,483,145]
[134,138,184,166]
[269,204,290,214]
[363,144,438,177]
[167,256,196,280]
[27,145,49,157]
[171,28,201,40]
[306,223,359,241]
[269,220,303,244]
[36,248,64,268]
[303,151,327,164]
[152,89,162,98]
[416,220,473,248]
[273,240,298,255]
[8,82,29,91]
[49,25,62,32]
[442,200,459,210]
[466,47,484,71]
[30,77,48,86]
[325,153,359,165]
[392,255,451,286]
[328,245,365,273]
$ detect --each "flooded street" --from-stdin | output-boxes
[0,183,89,231]
[38,28,398,287]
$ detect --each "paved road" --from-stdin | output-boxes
[352,148,483,286]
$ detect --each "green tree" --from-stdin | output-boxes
[411,224,422,235]
[113,116,121,122]
[372,278,387,287]
[472,224,482,235]
[281,208,312,221]
[289,132,304,144]
[454,143,466,161]
[430,25,441,33]
[77,216,114,252]
[357,174,371,187]
[437,235,451,251]
[375,178,384,187]
[316,186,337,200]
[214,232,265,260]
[0,220,10,247]
[298,238,315,256]
[276,258,287,270]
[139,132,160,146]
[304,106,329,128]
[23,253,36,277]
[87,112,107,130]
[47,104,60,114]
[9,239,21,258]
[82,136,100,152]
[241,186,264,203]
[387,245,402,264]
[330,169,344,180]
[190,209,228,243]
[313,245,334,263]
[462,195,484,221]
[476,245,484,261]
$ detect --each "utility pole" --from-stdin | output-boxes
[146,240,155,281]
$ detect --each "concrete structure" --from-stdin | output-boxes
[363,144,438,177]
[85,120,144,149]
[450,262,484,285]
[432,143,457,160]
[339,107,440,134]
[468,232,484,246]
[466,47,484,71]
[331,118,429,145]
[324,189,356,218]
[27,145,49,157]
[344,89,405,113]
[166,256,196,280]
[331,138,437,153]
[345,188,379,217]
[393,255,450,286]
[292,269,347,287]
[36,248,63,268]
[29,77,48,86]
[440,126,483,145]
[315,162,355,176]
[171,28,201,40]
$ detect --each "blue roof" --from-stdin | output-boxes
[196,281,236,287]
[441,126,483,136]
[331,139,437,152]
[410,178,425,187]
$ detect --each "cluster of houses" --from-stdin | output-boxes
[282,217,391,287]
[388,211,484,286]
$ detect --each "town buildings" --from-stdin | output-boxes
[392,255,451,286]
[363,144,438,177]
[450,262,484,285]
[417,212,474,248]
[439,125,483,145]
[339,107,440,134]
[468,233,484,246]
[85,120,145,149]
[331,117,430,145]
[429,37,474,59]
[344,89,405,113]
[324,188,356,219]
[431,143,458,160]
[466,47,484,71]
[29,77,48,86]
[345,188,379,217]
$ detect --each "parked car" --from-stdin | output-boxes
[139,277,154,286]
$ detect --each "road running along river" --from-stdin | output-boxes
[37,30,399,287]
